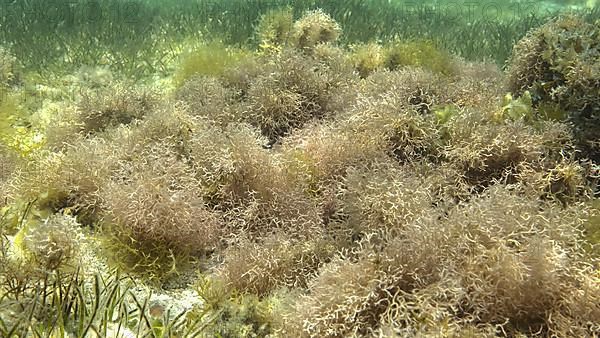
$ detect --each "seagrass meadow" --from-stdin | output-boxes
[1,0,600,337]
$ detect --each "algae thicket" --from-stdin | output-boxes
[1,1,599,337]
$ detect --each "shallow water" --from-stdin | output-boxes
[1,1,599,337]
[0,0,596,73]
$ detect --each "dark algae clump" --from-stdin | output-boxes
[1,1,599,337]
[507,14,600,161]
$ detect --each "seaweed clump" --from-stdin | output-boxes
[349,40,459,78]
[507,15,600,159]
[385,40,458,76]
[174,42,250,87]
[292,9,341,53]
[278,188,599,337]
[18,214,83,271]
[76,82,159,135]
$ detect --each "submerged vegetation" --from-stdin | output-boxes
[2,0,599,76]
[1,1,600,337]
